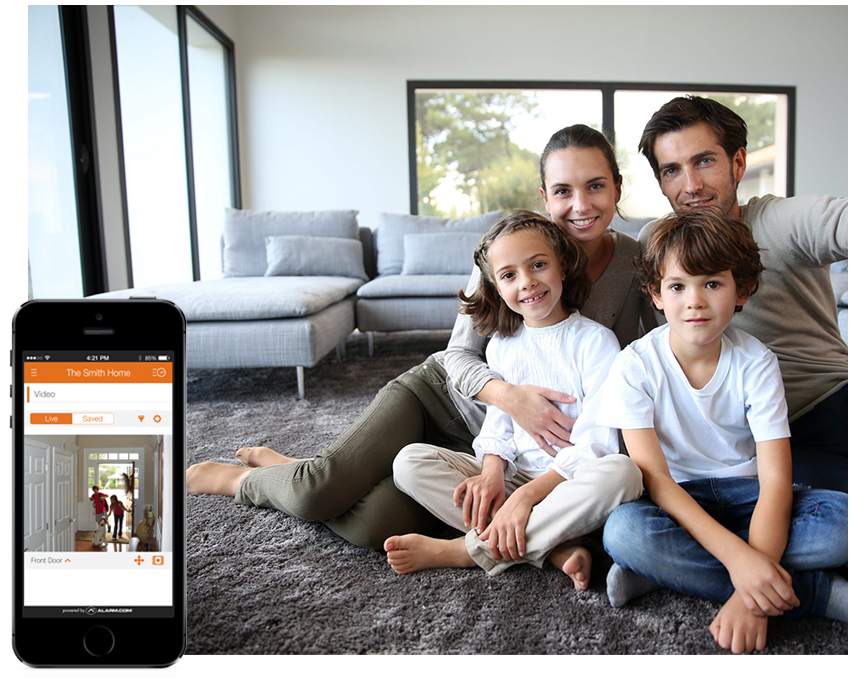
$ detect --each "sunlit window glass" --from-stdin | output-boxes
[28,5,84,298]
[113,5,193,287]
[186,15,234,280]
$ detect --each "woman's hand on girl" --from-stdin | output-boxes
[501,384,576,452]
[479,490,535,562]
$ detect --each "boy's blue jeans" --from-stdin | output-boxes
[602,478,848,620]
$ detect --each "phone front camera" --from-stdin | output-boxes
[95,313,103,321]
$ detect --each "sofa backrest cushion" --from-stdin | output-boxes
[223,208,359,277]
[375,211,503,276]
[401,232,484,275]
[264,235,368,281]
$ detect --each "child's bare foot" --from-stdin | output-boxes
[547,538,592,591]
[187,462,250,497]
[383,534,476,574]
[235,446,307,467]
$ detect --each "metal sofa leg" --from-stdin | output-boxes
[340,340,347,359]
[296,366,305,400]
[335,340,347,361]
[368,331,375,358]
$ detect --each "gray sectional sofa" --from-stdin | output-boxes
[89,208,503,397]
[355,210,502,355]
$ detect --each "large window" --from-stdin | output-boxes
[408,82,794,221]
[111,5,239,286]
[28,6,104,298]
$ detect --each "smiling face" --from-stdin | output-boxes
[488,229,569,328]
[651,254,750,357]
[653,122,746,217]
[539,146,621,245]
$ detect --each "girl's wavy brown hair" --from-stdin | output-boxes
[459,210,591,337]
[637,208,764,313]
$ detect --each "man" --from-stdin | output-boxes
[637,95,848,492]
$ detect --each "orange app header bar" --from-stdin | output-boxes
[24,362,173,384]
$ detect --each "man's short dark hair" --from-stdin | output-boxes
[639,95,748,177]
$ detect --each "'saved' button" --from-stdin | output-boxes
[72,413,115,424]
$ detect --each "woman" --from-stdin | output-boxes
[187,125,654,550]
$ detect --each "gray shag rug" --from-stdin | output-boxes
[186,330,847,655]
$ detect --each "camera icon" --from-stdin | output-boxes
[153,556,164,566]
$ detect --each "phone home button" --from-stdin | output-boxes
[83,626,115,657]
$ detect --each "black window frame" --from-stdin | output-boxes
[407,80,796,216]
[58,5,107,296]
[109,4,241,284]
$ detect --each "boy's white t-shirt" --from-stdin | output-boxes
[473,312,621,480]
[597,324,790,483]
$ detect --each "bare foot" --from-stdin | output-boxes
[547,538,592,591]
[383,534,476,574]
[187,461,250,496]
[235,446,307,467]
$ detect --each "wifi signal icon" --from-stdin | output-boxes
[44,355,51,361]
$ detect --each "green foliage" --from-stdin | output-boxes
[416,91,540,216]
[99,465,116,489]
[474,153,542,214]
[704,93,776,150]
[415,120,444,217]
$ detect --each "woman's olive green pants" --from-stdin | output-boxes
[234,355,476,550]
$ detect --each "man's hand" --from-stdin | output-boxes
[727,544,799,616]
[710,593,769,654]
[479,488,535,563]
[499,384,576,453]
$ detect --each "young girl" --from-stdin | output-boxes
[108,495,128,542]
[384,211,643,587]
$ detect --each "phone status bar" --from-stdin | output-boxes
[24,352,174,363]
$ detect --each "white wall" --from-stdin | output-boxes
[223,5,847,227]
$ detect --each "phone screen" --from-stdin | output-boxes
[21,350,175,619]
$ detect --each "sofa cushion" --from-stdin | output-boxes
[375,211,502,276]
[401,232,483,275]
[223,208,359,277]
[90,277,363,321]
[265,235,368,281]
[357,274,471,298]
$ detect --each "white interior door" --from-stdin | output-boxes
[52,449,75,552]
[23,439,50,553]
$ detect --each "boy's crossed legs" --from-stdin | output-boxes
[386,444,643,588]
[603,478,848,621]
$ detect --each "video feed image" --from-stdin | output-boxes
[23,434,174,554]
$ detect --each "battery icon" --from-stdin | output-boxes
[158,355,169,361]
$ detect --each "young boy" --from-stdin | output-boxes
[90,486,110,525]
[598,208,847,654]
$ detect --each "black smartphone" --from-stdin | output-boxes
[12,299,186,667]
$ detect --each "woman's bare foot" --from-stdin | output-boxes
[235,446,307,467]
[187,462,250,497]
[383,534,476,574]
[547,538,592,591]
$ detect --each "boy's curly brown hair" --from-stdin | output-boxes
[637,208,764,313]
[459,210,591,337]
